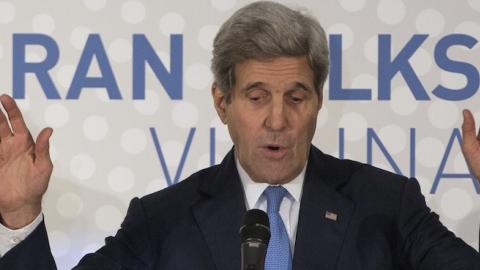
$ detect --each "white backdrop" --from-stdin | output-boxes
[0,0,479,269]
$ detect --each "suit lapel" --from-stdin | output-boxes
[293,147,355,270]
[192,149,246,270]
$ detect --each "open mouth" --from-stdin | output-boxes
[267,145,281,151]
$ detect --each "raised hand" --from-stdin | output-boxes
[0,95,53,229]
[461,109,480,181]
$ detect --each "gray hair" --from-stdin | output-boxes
[211,1,329,101]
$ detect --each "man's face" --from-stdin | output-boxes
[213,56,322,184]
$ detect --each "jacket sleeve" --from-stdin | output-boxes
[74,197,155,270]
[399,178,480,270]
[0,220,57,270]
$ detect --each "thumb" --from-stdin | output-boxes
[34,127,53,164]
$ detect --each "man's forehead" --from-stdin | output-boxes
[234,56,314,86]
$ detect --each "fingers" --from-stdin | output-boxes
[461,109,477,149]
[0,96,13,138]
[34,127,53,165]
[0,109,12,138]
[0,94,29,135]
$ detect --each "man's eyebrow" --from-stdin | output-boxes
[241,81,314,92]
[292,81,314,92]
[242,81,265,91]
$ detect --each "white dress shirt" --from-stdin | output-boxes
[0,159,307,258]
[236,158,306,254]
[0,213,43,257]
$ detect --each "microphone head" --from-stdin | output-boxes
[239,209,270,244]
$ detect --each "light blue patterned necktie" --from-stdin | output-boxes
[264,186,292,270]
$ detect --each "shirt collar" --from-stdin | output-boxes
[235,157,306,209]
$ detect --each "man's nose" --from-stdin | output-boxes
[265,100,288,131]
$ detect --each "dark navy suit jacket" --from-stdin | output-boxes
[1,146,479,269]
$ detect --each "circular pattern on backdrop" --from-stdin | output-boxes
[351,74,377,93]
[377,0,406,25]
[107,166,135,192]
[427,101,459,129]
[83,0,107,11]
[49,231,71,258]
[26,52,41,62]
[32,14,55,34]
[0,2,15,24]
[56,65,75,89]
[210,0,236,11]
[95,89,113,103]
[338,0,366,12]
[364,35,378,64]
[121,0,146,24]
[159,12,185,36]
[327,23,354,50]
[210,116,231,143]
[172,101,199,128]
[197,152,223,170]
[185,64,212,90]
[440,70,467,92]
[468,0,480,12]
[316,106,329,128]
[417,137,444,168]
[410,48,432,77]
[108,39,132,63]
[151,51,170,68]
[338,112,367,142]
[69,154,96,180]
[415,9,445,37]
[83,115,108,141]
[390,86,419,116]
[44,104,70,127]
[133,90,160,115]
[56,192,84,219]
[198,25,219,51]
[145,178,166,195]
[454,152,469,173]
[454,21,480,39]
[378,125,407,154]
[15,97,30,112]
[70,26,92,50]
[95,205,123,232]
[441,188,473,220]
[120,128,147,154]
[161,140,184,167]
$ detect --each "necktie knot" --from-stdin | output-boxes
[264,186,289,214]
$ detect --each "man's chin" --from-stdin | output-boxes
[252,168,299,185]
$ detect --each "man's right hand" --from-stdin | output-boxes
[0,94,53,229]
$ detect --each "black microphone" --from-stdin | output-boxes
[239,209,270,270]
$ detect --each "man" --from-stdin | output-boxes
[0,1,479,269]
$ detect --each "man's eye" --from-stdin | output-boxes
[290,96,303,103]
[247,91,267,102]
[248,96,265,103]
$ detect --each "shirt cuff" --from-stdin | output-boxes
[0,212,43,257]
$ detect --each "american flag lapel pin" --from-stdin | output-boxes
[325,210,338,221]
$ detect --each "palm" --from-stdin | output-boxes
[461,109,480,180]
[0,95,52,228]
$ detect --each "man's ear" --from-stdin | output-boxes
[317,92,323,111]
[212,83,227,124]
